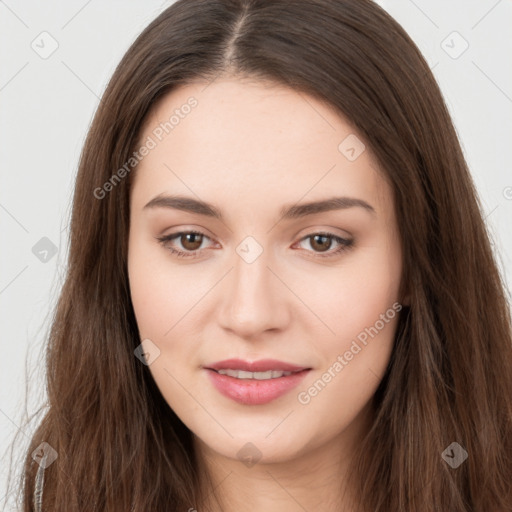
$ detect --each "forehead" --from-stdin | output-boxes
[131,78,391,218]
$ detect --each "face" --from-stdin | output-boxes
[127,77,403,466]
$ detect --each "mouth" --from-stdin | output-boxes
[203,359,312,405]
[209,368,306,380]
[204,357,310,373]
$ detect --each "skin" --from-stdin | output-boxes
[127,77,404,511]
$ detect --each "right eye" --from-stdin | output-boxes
[155,230,214,258]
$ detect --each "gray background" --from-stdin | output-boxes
[1,0,511,507]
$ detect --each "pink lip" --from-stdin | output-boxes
[205,358,309,372]
[203,359,311,405]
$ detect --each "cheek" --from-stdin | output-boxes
[294,246,402,433]
[127,235,211,404]
[127,240,205,406]
[128,235,197,338]
[298,241,402,347]
[293,236,402,413]
[128,254,169,338]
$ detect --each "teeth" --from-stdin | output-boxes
[216,369,294,379]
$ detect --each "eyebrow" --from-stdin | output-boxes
[143,194,376,220]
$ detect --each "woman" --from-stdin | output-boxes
[13,0,512,510]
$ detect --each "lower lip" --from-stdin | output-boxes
[205,368,310,405]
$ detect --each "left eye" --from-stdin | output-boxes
[155,231,353,259]
[294,232,353,257]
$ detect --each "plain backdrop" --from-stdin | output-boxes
[1,0,511,507]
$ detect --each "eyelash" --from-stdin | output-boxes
[155,230,354,260]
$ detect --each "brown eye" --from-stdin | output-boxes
[295,232,354,258]
[179,232,204,251]
[156,230,212,258]
[309,234,333,252]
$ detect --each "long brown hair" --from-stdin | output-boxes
[9,0,512,510]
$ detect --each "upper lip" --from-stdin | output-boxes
[204,358,310,372]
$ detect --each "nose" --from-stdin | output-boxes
[216,244,291,339]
